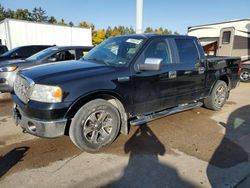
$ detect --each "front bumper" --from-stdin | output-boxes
[13,104,68,138]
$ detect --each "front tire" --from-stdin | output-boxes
[240,69,250,82]
[69,99,121,151]
[204,80,228,111]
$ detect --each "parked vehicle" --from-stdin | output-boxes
[0,19,92,50]
[188,19,250,82]
[12,34,241,152]
[0,45,8,55]
[240,64,250,82]
[0,45,52,62]
[0,46,92,92]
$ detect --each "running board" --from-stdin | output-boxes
[130,102,203,126]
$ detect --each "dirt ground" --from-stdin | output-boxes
[0,83,249,188]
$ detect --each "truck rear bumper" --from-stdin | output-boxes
[13,104,67,138]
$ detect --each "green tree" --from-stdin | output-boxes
[0,4,5,21]
[31,7,48,22]
[79,21,95,31]
[79,21,89,28]
[48,16,57,24]
[69,21,74,27]
[129,26,135,34]
[162,28,172,34]
[14,9,31,21]
[111,26,121,36]
[93,29,106,45]
[4,9,15,19]
[105,26,112,39]
[155,27,164,34]
[58,18,67,26]
[144,27,154,33]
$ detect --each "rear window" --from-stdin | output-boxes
[222,31,231,44]
[175,38,199,64]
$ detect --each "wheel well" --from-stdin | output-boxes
[219,75,229,86]
[64,93,128,135]
[208,75,230,97]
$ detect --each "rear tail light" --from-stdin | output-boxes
[237,63,242,76]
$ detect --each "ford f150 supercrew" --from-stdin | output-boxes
[12,34,241,151]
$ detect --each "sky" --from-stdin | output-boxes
[1,0,250,34]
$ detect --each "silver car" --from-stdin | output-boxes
[0,46,92,93]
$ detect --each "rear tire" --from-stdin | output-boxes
[204,80,228,111]
[69,99,121,152]
[240,69,250,82]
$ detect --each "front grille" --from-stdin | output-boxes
[14,75,32,104]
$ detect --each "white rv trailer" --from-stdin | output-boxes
[0,19,92,50]
[188,19,250,64]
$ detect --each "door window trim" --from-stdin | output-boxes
[133,37,174,71]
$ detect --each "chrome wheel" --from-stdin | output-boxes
[214,86,226,108]
[240,71,250,82]
[82,110,113,144]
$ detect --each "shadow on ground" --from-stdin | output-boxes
[0,137,81,179]
[0,98,12,117]
[0,147,29,179]
[207,105,250,186]
[102,124,194,187]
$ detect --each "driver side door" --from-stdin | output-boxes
[131,38,178,115]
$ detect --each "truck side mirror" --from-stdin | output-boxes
[138,58,163,71]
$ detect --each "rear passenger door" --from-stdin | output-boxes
[174,38,206,104]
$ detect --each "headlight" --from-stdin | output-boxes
[0,66,18,72]
[30,84,63,103]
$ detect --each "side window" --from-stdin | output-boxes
[222,31,231,44]
[14,46,34,58]
[141,39,172,65]
[76,49,88,59]
[175,39,199,64]
[52,50,76,62]
[35,46,49,53]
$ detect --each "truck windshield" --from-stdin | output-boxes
[83,36,145,66]
[26,47,58,61]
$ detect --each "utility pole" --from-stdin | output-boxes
[136,0,143,34]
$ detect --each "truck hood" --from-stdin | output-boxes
[20,60,115,84]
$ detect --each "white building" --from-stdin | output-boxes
[0,19,92,49]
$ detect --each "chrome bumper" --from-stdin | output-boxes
[13,104,67,138]
[0,72,15,92]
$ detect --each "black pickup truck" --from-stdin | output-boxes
[12,34,241,151]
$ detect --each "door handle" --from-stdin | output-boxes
[118,76,130,82]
